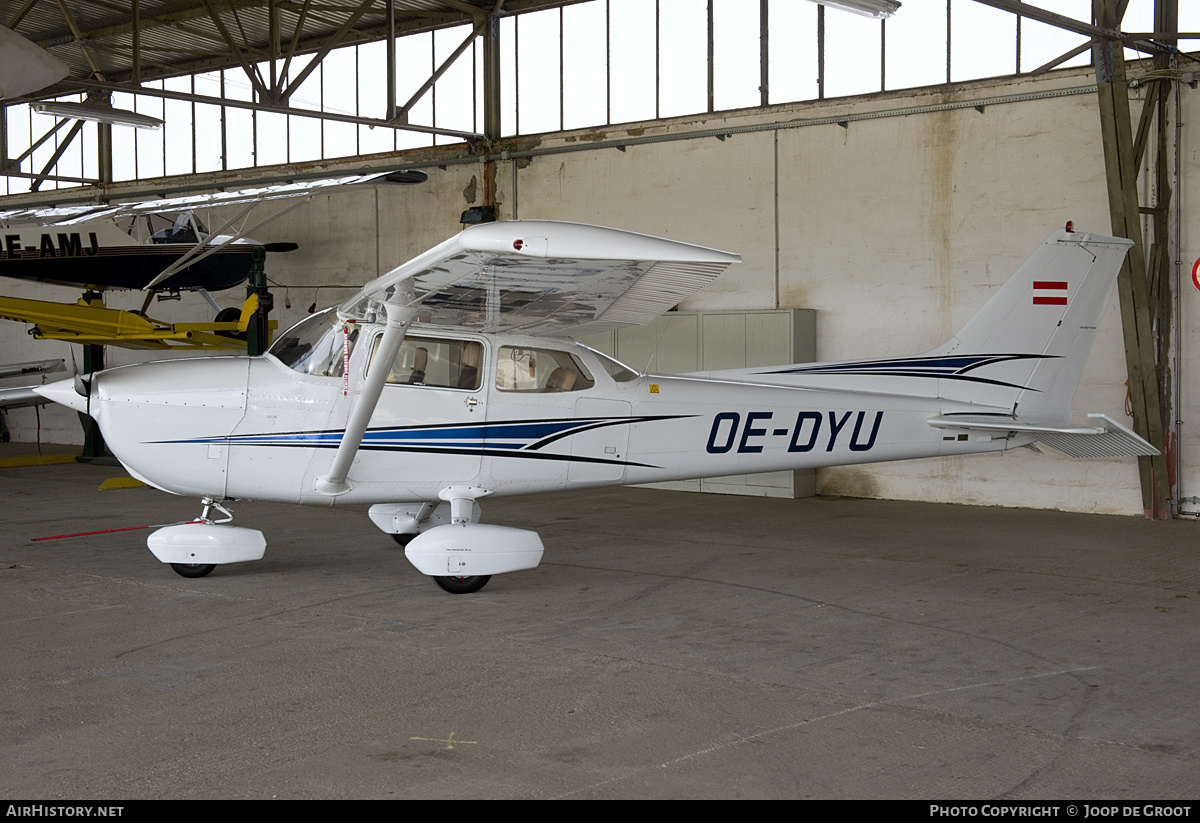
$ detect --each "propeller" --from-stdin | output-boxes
[69,349,93,421]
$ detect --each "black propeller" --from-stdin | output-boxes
[69,350,92,421]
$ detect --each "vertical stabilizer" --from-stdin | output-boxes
[930,229,1132,418]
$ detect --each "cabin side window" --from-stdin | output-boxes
[269,309,359,378]
[370,336,484,391]
[496,346,596,393]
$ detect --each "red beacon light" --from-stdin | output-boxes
[513,239,524,251]
[1065,221,1074,233]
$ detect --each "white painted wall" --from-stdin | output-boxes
[502,67,1193,516]
[4,63,1194,517]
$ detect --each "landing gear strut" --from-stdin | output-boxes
[166,498,234,579]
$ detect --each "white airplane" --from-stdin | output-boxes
[34,220,1156,593]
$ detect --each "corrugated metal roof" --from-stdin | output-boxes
[2,1,579,89]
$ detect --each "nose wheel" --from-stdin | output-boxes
[164,498,236,578]
[171,562,216,578]
[433,575,491,594]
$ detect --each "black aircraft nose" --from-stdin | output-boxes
[383,169,428,185]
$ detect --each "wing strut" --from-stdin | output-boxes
[142,197,310,291]
[314,302,418,496]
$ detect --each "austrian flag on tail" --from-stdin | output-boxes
[1032,281,1068,305]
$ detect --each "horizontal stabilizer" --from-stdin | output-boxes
[928,413,1158,458]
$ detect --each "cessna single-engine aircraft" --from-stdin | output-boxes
[34,220,1156,593]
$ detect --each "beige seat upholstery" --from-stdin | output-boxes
[545,367,579,392]
[457,342,482,389]
[408,347,428,384]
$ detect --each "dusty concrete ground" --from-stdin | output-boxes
[2,443,1198,799]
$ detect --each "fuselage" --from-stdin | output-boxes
[78,310,1026,506]
[0,219,253,292]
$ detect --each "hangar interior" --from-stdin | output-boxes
[2,0,1200,518]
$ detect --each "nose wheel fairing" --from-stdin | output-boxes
[147,498,267,575]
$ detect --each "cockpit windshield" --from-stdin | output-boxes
[147,211,207,244]
[268,308,359,377]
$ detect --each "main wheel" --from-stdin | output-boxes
[214,307,246,340]
[170,563,216,578]
[433,575,491,594]
[390,533,417,547]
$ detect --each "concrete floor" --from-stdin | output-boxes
[2,442,1199,799]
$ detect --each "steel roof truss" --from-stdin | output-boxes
[200,0,273,101]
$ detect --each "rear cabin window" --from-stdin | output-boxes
[371,336,484,391]
[583,346,641,382]
[496,346,595,393]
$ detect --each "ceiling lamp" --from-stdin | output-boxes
[31,101,163,129]
[809,0,901,19]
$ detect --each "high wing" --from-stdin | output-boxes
[0,359,64,380]
[312,220,740,496]
[0,358,65,409]
[0,170,427,227]
[0,386,47,409]
[339,220,742,338]
[0,169,427,294]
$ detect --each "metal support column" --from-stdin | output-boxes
[759,0,769,107]
[1093,0,1172,517]
[483,6,501,215]
[245,247,272,356]
[98,123,112,188]
[386,0,397,121]
[1,106,7,178]
[1150,0,1178,509]
[268,0,280,98]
